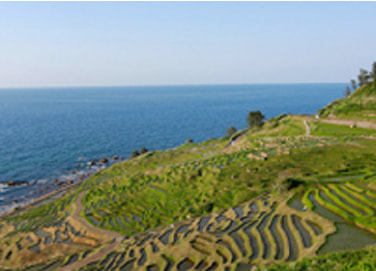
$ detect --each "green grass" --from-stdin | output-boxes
[318,83,376,122]
[252,116,306,138]
[82,151,264,233]
[266,245,376,271]
[310,122,376,137]
[330,185,373,216]
[302,183,376,232]
[314,188,352,220]
[3,191,78,233]
[321,186,363,217]
[77,136,376,235]
[301,189,314,210]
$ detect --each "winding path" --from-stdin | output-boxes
[58,191,123,271]
[303,120,311,136]
[222,130,249,152]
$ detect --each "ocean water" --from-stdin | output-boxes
[0,84,345,213]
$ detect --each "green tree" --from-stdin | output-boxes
[140,146,148,154]
[247,110,265,129]
[351,79,357,91]
[345,86,351,97]
[131,150,140,158]
[226,126,237,137]
[371,61,376,84]
[358,69,370,87]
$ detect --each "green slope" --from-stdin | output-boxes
[319,83,376,122]
[266,245,376,271]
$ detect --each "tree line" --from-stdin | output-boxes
[131,146,148,158]
[345,61,376,97]
[226,110,265,137]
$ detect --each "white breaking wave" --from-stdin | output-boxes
[0,185,7,193]
[37,179,48,184]
[0,203,16,215]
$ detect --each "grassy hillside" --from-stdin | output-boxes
[1,85,376,270]
[319,83,376,122]
[267,245,376,271]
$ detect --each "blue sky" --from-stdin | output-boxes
[0,2,375,87]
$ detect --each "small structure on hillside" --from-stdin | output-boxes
[247,152,268,161]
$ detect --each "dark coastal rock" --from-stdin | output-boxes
[55,182,64,187]
[89,160,97,166]
[67,180,74,185]
[112,156,119,161]
[100,158,109,164]
[70,170,76,174]
[77,163,83,167]
[6,180,29,186]
[78,175,85,181]
[53,179,59,183]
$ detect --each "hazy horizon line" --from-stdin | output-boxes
[0,81,348,90]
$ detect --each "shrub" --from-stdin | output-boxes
[247,110,265,128]
[226,126,237,137]
[284,178,305,190]
[131,150,140,158]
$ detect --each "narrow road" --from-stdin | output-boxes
[320,118,376,130]
[222,130,249,152]
[58,191,123,271]
[303,120,311,136]
[70,191,122,239]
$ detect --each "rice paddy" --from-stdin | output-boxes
[301,182,376,232]
[34,193,337,270]
[1,109,376,270]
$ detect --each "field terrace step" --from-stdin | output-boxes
[24,192,338,270]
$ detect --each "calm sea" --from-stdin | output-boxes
[0,83,345,213]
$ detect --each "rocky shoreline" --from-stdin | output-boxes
[0,178,81,219]
[0,155,125,217]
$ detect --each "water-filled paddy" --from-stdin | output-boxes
[308,190,376,255]
[318,223,376,255]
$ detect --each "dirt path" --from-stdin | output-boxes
[59,239,121,271]
[70,191,122,239]
[303,120,311,135]
[58,191,123,271]
[222,130,249,152]
[320,118,376,129]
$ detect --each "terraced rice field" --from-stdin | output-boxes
[288,181,376,255]
[78,135,344,237]
[300,182,376,232]
[1,181,375,270]
[40,194,333,270]
[0,190,111,269]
